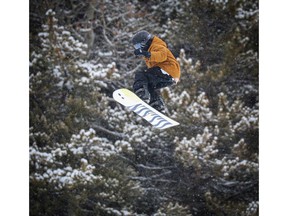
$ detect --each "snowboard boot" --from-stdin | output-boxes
[134,85,150,103]
[149,97,166,114]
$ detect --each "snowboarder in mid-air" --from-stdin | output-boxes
[131,30,181,113]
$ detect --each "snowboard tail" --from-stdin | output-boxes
[113,88,179,129]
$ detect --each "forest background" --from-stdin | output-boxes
[1,0,288,216]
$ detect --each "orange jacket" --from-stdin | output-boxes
[144,36,181,79]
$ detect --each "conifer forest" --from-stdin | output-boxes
[30,0,259,215]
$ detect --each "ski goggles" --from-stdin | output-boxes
[133,43,143,50]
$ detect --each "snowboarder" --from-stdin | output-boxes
[131,30,181,113]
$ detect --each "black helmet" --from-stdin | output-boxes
[131,30,153,50]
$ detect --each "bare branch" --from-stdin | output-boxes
[92,124,126,139]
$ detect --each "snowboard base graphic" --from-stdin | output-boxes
[113,88,179,129]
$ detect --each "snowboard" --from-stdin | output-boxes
[113,88,179,129]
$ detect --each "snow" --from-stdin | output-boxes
[28,3,259,215]
[62,31,71,36]
[81,158,88,165]
[77,62,111,79]
[45,9,55,16]
[70,147,84,155]
[38,32,49,38]
[98,51,113,57]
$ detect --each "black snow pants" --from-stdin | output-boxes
[133,66,175,103]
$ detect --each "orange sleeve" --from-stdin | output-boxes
[149,45,167,62]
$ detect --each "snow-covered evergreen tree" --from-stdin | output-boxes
[30,1,258,215]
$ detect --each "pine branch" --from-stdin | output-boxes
[136,164,176,170]
[92,124,127,139]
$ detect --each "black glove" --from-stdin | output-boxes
[134,48,151,58]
